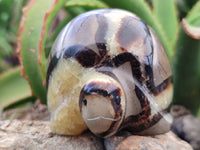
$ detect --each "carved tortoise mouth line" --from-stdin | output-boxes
[87,116,119,121]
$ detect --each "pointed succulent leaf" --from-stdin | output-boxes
[0,67,33,109]
[152,0,179,49]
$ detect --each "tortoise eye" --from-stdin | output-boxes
[115,95,121,105]
[82,98,87,106]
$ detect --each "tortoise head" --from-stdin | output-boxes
[79,77,126,138]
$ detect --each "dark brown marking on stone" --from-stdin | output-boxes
[75,49,100,68]
[144,54,171,95]
[96,56,114,69]
[113,52,145,84]
[122,83,168,133]
[63,45,101,68]
[122,110,166,133]
[95,14,108,57]
[128,111,166,133]
[81,81,121,98]
[46,55,59,89]
[135,86,150,108]
[152,78,172,96]
[121,85,151,131]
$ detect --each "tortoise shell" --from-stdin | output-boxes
[47,9,173,138]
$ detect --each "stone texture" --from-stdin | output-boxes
[0,119,194,150]
[0,103,195,150]
[1,100,50,121]
[104,131,132,150]
[0,120,103,150]
[105,131,193,150]
[171,105,200,150]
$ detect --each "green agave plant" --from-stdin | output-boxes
[0,0,200,116]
